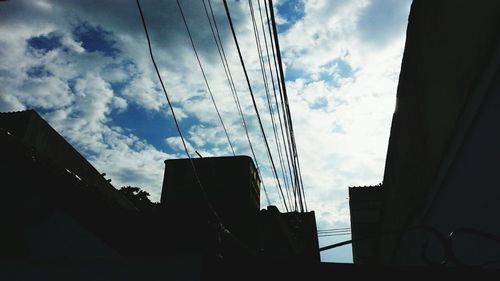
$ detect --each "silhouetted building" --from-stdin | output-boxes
[0,110,143,258]
[350,0,500,266]
[348,184,384,264]
[0,110,135,211]
[260,206,320,261]
[160,156,320,262]
[161,156,260,257]
[1,108,321,281]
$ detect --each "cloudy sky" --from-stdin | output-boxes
[0,0,412,262]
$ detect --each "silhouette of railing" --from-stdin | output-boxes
[319,226,500,268]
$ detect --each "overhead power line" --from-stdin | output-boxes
[222,0,289,212]
[248,0,292,210]
[135,0,221,223]
[262,0,298,212]
[259,0,302,212]
[248,0,294,211]
[177,0,236,157]
[202,0,271,206]
[318,230,352,234]
[317,228,352,237]
[137,0,257,254]
[138,0,306,213]
[268,0,308,212]
[318,227,352,232]
[318,232,352,235]
[256,0,295,210]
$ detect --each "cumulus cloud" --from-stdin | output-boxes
[18,76,72,109]
[0,94,25,112]
[122,74,166,111]
[356,0,411,47]
[165,136,195,154]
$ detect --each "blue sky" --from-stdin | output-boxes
[0,0,412,263]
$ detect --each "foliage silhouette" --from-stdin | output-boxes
[119,186,159,213]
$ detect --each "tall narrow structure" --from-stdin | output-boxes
[349,184,384,264]
[160,156,260,256]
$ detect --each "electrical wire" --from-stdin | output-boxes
[263,0,299,213]
[248,0,293,210]
[202,0,271,206]
[318,229,352,232]
[268,0,308,212]
[263,0,300,211]
[318,233,352,237]
[222,0,289,212]
[135,0,221,223]
[139,0,306,214]
[318,228,352,237]
[257,0,295,210]
[177,0,236,157]
[318,227,352,231]
[137,1,263,255]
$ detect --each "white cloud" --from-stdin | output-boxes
[0,94,25,112]
[356,0,411,47]
[112,96,128,111]
[122,73,166,111]
[18,76,73,109]
[165,136,194,154]
[90,128,172,201]
[60,34,85,53]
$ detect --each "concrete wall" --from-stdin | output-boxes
[27,211,119,259]
[396,59,500,266]
[378,0,500,263]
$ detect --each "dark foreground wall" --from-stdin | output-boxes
[378,0,500,264]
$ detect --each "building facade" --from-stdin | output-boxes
[351,0,500,266]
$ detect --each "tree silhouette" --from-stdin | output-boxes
[119,186,159,213]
